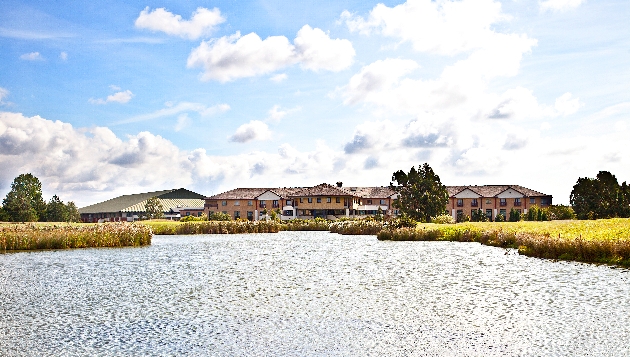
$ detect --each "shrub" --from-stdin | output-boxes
[509,208,521,222]
[431,214,456,224]
[456,212,470,223]
[208,212,231,221]
[548,205,576,220]
[495,213,505,222]
[471,209,488,222]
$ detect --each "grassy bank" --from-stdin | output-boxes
[143,220,280,235]
[377,219,630,266]
[0,223,152,251]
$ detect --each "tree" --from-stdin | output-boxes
[46,195,67,222]
[65,202,81,222]
[144,196,164,219]
[390,163,449,223]
[508,208,521,222]
[570,171,627,219]
[2,173,46,222]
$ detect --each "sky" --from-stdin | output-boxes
[0,0,629,207]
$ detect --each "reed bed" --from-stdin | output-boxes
[377,218,630,266]
[280,219,331,231]
[330,220,384,235]
[145,220,280,235]
[0,223,152,251]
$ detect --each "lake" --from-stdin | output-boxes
[1,231,629,356]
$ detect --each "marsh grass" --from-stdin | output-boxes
[0,223,152,251]
[145,220,280,235]
[330,220,384,235]
[377,219,630,266]
[281,218,331,231]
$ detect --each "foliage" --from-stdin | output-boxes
[144,196,164,220]
[494,213,505,222]
[208,212,231,221]
[377,218,630,266]
[390,163,449,223]
[375,206,384,222]
[330,219,383,235]
[526,205,551,221]
[0,222,151,251]
[65,202,81,222]
[180,214,207,222]
[456,212,470,223]
[509,208,521,222]
[431,214,456,224]
[281,218,330,231]
[145,220,280,235]
[2,173,46,222]
[570,171,630,219]
[46,195,67,222]
[471,209,489,222]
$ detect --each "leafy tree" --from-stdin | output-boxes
[570,171,628,219]
[547,205,575,220]
[390,163,449,223]
[46,195,67,222]
[144,196,164,219]
[2,173,46,222]
[65,202,81,222]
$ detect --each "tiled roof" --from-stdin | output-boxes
[79,188,205,214]
[447,185,549,198]
[344,186,396,198]
[206,188,272,200]
[290,183,354,197]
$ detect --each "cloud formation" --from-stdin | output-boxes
[120,102,230,124]
[20,52,44,61]
[187,25,355,82]
[135,7,225,40]
[89,90,134,105]
[229,120,272,143]
[267,105,300,123]
[540,0,586,12]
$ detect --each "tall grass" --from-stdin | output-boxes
[0,223,152,251]
[330,220,384,235]
[377,219,630,266]
[280,218,331,231]
[145,220,280,235]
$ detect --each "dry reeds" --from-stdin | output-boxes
[0,223,152,251]
[146,220,280,235]
[330,220,384,235]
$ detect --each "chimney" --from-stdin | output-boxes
[336,181,343,187]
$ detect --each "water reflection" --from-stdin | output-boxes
[1,231,629,356]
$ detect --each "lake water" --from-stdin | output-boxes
[1,231,629,356]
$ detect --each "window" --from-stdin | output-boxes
[336,197,341,203]
[380,199,386,205]
[500,209,506,217]
[530,198,536,204]
[500,198,507,206]
[186,212,190,216]
[272,200,279,208]
[198,212,203,217]
[247,200,253,206]
[247,211,253,220]
[260,200,266,208]
[234,211,240,218]
[317,197,321,203]
[457,199,463,207]
[471,199,478,207]
[486,199,492,205]
[514,198,521,206]
[456,209,463,218]
[541,198,549,205]
[367,199,373,205]
[308,197,312,203]
[486,209,492,219]
[221,200,227,206]
[283,210,294,216]
[300,198,303,203]
[234,200,240,206]
[327,197,331,203]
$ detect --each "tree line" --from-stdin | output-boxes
[0,173,80,222]
[570,171,630,220]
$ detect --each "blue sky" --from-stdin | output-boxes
[0,0,628,206]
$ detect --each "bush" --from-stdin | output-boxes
[208,212,231,221]
[471,209,489,222]
[509,208,521,222]
[548,205,576,220]
[431,214,456,224]
[456,212,470,223]
[180,214,207,222]
[495,213,505,222]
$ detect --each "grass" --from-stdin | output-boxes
[377,219,630,267]
[0,222,152,251]
[143,220,280,235]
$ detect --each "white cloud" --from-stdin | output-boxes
[270,73,288,82]
[135,7,225,40]
[554,92,583,116]
[293,25,355,72]
[229,120,272,143]
[59,52,68,61]
[120,102,230,124]
[174,113,191,132]
[20,52,44,61]
[187,25,355,82]
[0,87,8,105]
[109,84,121,91]
[540,0,586,12]
[89,90,134,105]
[267,105,301,123]
[342,0,510,56]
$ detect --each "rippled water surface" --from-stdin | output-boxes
[1,231,630,356]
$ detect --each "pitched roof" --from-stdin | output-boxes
[290,183,354,197]
[344,186,396,198]
[207,188,272,200]
[79,188,205,214]
[447,185,549,198]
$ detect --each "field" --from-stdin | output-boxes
[377,218,630,266]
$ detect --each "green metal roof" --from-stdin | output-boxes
[79,188,205,214]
